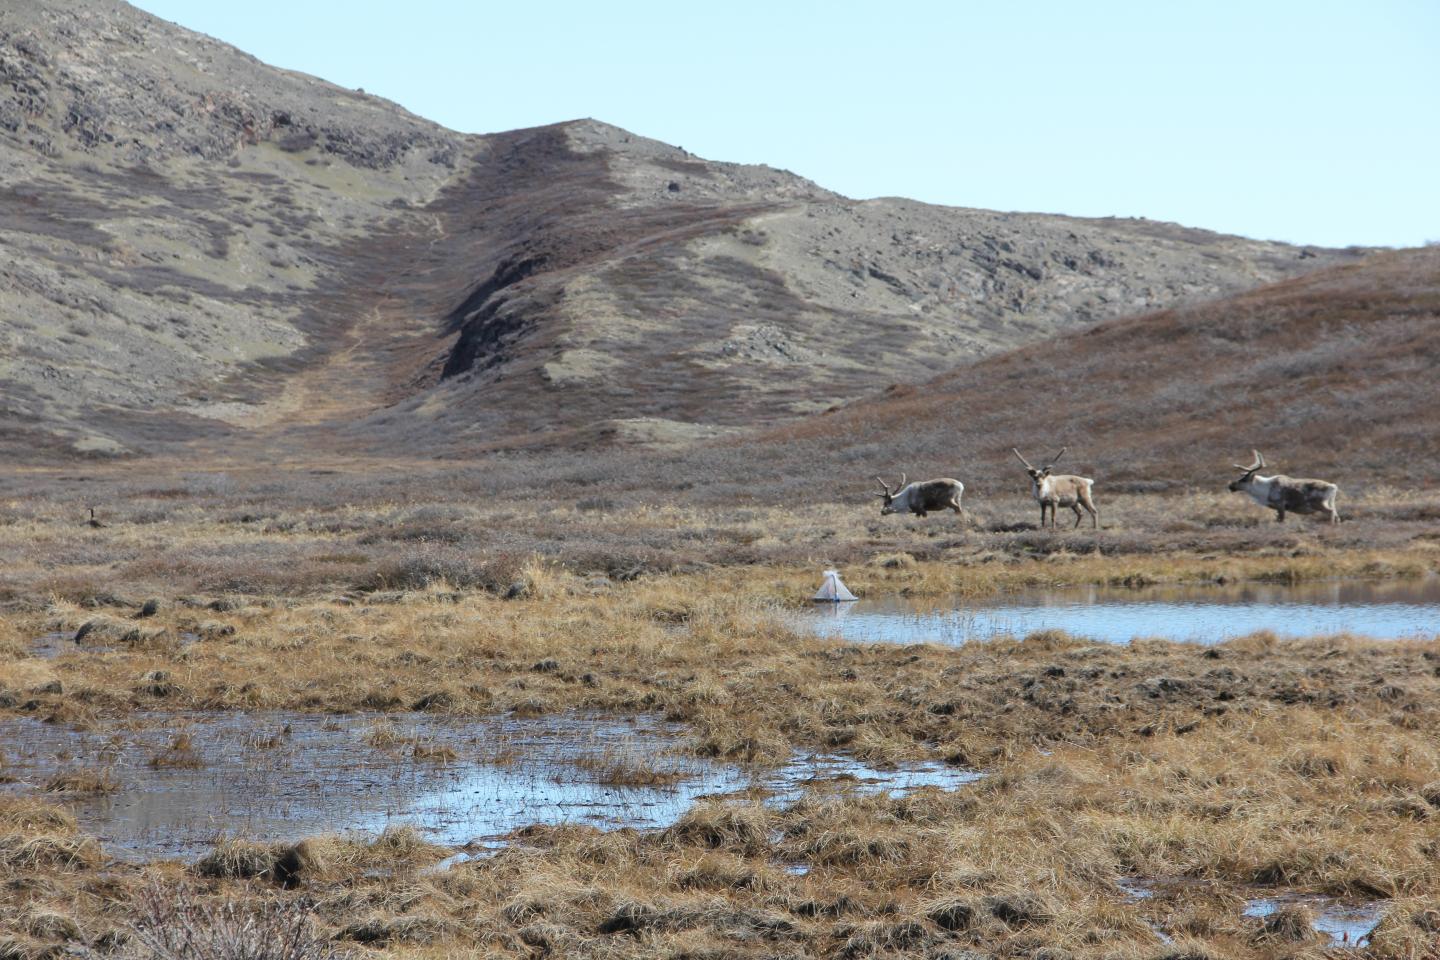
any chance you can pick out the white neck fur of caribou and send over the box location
[1228,450,1340,524]
[1012,447,1099,530]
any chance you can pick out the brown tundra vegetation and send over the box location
[1,453,1439,958]
[2,248,1440,957]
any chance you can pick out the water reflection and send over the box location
[1244,894,1385,947]
[0,712,978,860]
[799,578,1440,645]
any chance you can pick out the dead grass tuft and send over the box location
[1252,904,1316,943]
[41,764,118,795]
[0,832,102,870]
[194,839,278,881]
[147,732,204,768]
[664,800,772,855]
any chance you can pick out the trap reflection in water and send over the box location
[0,712,979,861]
[797,578,1440,646]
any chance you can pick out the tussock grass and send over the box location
[1367,898,1440,958]
[147,732,204,769]
[1,467,1439,956]
[43,767,120,795]
[409,739,457,763]
[194,827,447,890]
[576,742,691,786]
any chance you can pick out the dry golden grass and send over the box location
[2,469,1439,957]
[146,731,205,769]
[3,624,1440,956]
[163,708,1425,958]
[42,767,120,796]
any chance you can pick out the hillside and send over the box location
[730,246,1440,495]
[0,0,1369,460]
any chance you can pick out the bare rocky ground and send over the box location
[0,0,1370,462]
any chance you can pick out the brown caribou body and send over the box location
[874,474,965,518]
[1228,451,1340,523]
[1012,447,1098,529]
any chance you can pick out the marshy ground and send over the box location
[1,468,1439,958]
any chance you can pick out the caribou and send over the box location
[1228,450,1340,524]
[1012,447,1098,530]
[873,473,965,518]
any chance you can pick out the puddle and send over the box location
[31,632,89,658]
[1119,879,1383,948]
[766,754,981,804]
[1117,877,1157,900]
[1245,894,1385,947]
[31,630,197,658]
[797,578,1440,645]
[0,712,979,861]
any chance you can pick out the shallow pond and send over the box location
[799,578,1440,645]
[0,711,978,861]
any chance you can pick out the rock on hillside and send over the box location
[0,0,1369,459]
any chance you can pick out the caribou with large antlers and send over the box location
[1228,450,1340,524]
[1012,447,1098,530]
[873,473,965,518]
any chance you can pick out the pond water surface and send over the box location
[798,578,1440,646]
[1244,894,1386,947]
[1121,879,1384,948]
[0,711,979,861]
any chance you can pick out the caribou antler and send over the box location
[1012,448,1036,471]
[874,474,907,498]
[1046,447,1068,468]
[1233,450,1264,472]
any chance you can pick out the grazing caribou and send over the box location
[1228,450,1340,524]
[1012,447,1098,530]
[874,474,965,518]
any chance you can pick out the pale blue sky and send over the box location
[134,1,1437,248]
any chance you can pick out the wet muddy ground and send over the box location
[1120,877,1387,948]
[0,711,980,861]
